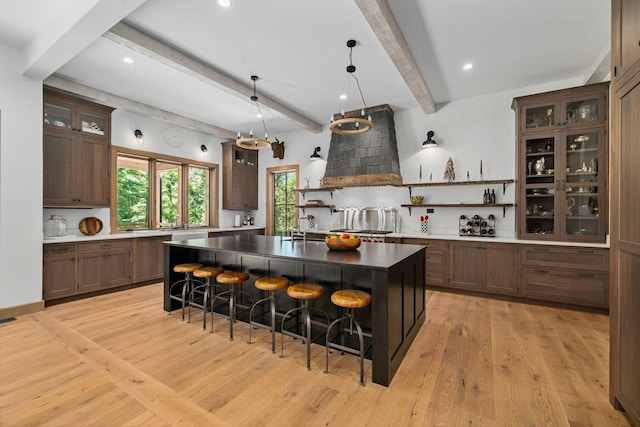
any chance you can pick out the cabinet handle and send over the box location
[51,248,68,252]
[534,269,549,274]
[533,247,549,252]
[577,273,594,278]
[577,250,594,254]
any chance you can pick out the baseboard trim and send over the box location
[0,300,45,320]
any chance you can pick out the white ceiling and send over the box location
[0,0,610,139]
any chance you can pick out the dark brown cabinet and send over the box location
[612,0,640,86]
[512,83,609,243]
[221,141,258,210]
[77,241,132,292]
[43,89,113,207]
[404,238,448,287]
[43,240,131,300]
[610,1,640,422]
[520,245,608,308]
[42,244,77,300]
[133,235,170,283]
[448,241,519,295]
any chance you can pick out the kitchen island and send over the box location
[164,235,426,386]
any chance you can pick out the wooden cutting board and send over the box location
[79,217,103,235]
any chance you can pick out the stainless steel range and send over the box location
[330,207,397,243]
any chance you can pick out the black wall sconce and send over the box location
[422,130,437,148]
[134,129,144,144]
[310,146,322,160]
[200,144,208,153]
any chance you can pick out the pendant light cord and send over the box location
[348,44,368,112]
[251,76,269,138]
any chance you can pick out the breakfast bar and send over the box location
[164,235,426,386]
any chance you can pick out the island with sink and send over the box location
[164,234,426,386]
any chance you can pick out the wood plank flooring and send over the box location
[0,284,631,426]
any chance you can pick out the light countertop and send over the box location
[42,226,266,244]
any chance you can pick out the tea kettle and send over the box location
[44,214,68,237]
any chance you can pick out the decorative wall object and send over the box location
[271,137,285,159]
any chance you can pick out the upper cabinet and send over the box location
[512,82,609,243]
[612,0,640,87]
[43,88,114,208]
[221,141,258,210]
[44,90,111,140]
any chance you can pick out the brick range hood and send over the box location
[322,104,402,187]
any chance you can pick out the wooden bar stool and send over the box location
[324,289,372,386]
[248,276,290,353]
[280,283,329,371]
[188,266,224,330]
[168,263,203,320]
[211,271,251,341]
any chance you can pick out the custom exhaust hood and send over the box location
[322,104,402,187]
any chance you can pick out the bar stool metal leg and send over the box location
[324,289,372,386]
[279,283,329,371]
[248,276,289,353]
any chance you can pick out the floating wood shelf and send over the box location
[403,179,515,197]
[401,203,515,217]
[295,187,342,199]
[295,205,336,215]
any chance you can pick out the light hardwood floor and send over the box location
[0,284,631,426]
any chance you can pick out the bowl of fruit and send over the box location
[325,233,361,251]
[410,196,424,205]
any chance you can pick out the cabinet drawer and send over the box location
[426,249,447,266]
[521,245,609,271]
[522,267,608,308]
[78,240,132,253]
[44,243,76,256]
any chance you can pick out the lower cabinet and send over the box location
[395,238,608,309]
[133,236,170,283]
[43,244,77,300]
[449,241,519,296]
[44,240,132,301]
[404,238,448,287]
[43,230,260,302]
[521,245,609,308]
[77,241,132,292]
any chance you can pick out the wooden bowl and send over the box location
[325,235,361,251]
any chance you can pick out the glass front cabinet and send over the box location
[512,82,609,243]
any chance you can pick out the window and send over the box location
[156,161,181,227]
[116,155,149,230]
[113,147,218,231]
[272,170,297,236]
[188,166,209,226]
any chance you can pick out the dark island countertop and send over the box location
[165,235,426,270]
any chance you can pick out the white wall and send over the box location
[0,42,43,310]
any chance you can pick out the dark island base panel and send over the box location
[163,235,426,386]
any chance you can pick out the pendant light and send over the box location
[236,75,271,150]
[330,40,373,135]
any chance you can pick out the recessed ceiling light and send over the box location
[218,0,231,7]
[256,113,263,118]
[123,57,133,64]
[339,94,347,100]
[463,63,473,71]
